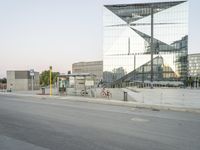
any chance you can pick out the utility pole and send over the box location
[150,6,154,89]
[50,66,52,96]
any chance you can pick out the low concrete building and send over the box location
[7,70,40,91]
[72,61,103,84]
[188,53,200,77]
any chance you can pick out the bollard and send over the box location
[124,91,128,101]
[41,87,45,95]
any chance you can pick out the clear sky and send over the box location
[0,0,199,77]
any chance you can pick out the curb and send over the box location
[1,92,200,114]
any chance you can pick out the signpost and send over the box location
[30,69,34,91]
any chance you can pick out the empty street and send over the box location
[0,95,200,150]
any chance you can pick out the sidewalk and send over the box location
[1,91,200,114]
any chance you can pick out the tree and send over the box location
[0,78,7,84]
[40,71,59,86]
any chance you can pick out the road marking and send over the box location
[131,117,149,122]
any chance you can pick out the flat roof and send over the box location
[58,73,96,77]
[189,53,200,56]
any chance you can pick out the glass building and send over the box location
[103,1,188,87]
[188,53,200,77]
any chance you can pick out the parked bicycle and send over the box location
[100,88,112,99]
[80,89,89,96]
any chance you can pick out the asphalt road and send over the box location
[0,95,200,150]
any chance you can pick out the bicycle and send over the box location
[80,89,89,96]
[100,88,112,99]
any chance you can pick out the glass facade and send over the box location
[103,1,188,86]
[188,53,200,77]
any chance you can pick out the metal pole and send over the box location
[94,76,96,98]
[50,66,52,96]
[142,65,144,86]
[128,37,130,55]
[151,7,154,89]
[31,76,33,91]
[74,76,77,96]
[134,54,136,82]
[84,76,86,96]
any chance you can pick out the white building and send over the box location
[7,70,40,91]
[72,61,103,84]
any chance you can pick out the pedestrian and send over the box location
[198,78,200,88]
[189,77,192,88]
[191,80,194,88]
[196,78,198,88]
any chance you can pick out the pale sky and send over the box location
[0,0,199,77]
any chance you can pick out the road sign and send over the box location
[30,69,34,76]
